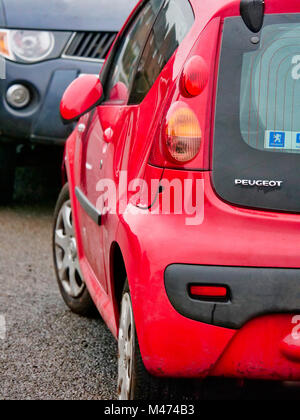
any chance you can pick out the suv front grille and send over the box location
[64,31,117,61]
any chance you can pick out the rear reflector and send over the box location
[189,285,228,299]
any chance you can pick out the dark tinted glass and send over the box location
[213,15,300,214]
[129,0,194,104]
[241,23,300,154]
[105,0,162,104]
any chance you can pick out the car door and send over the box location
[77,0,162,292]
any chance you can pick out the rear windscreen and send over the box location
[241,23,300,153]
[213,14,300,213]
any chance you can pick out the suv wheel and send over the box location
[53,183,96,316]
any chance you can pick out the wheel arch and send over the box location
[61,147,68,186]
[110,241,128,322]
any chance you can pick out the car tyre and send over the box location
[0,143,16,204]
[53,183,96,317]
[118,281,163,400]
[118,281,201,400]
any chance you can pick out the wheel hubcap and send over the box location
[54,200,85,298]
[118,292,135,400]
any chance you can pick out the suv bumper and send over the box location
[0,58,101,146]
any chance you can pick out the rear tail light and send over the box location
[165,103,202,164]
[148,18,221,170]
[189,285,229,301]
[181,56,209,98]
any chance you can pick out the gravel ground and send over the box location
[0,167,300,400]
[0,167,117,400]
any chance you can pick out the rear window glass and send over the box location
[213,14,300,214]
[241,23,300,153]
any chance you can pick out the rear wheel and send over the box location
[118,282,202,400]
[118,282,163,400]
[117,282,243,400]
[0,143,16,204]
[53,183,96,316]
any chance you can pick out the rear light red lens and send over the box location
[165,103,201,163]
[181,56,209,98]
[190,285,228,299]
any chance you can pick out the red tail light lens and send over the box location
[181,56,209,98]
[165,103,201,163]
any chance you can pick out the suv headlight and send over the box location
[0,29,70,63]
[10,30,54,62]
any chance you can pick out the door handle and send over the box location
[103,127,114,143]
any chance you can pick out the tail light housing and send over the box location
[165,102,202,163]
[148,18,221,170]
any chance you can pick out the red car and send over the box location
[53,0,300,400]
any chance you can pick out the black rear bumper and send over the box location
[165,264,300,329]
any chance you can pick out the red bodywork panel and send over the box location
[63,0,300,380]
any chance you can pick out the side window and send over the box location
[105,0,162,104]
[129,0,194,105]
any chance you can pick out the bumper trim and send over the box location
[165,264,300,329]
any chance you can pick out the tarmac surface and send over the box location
[0,166,117,400]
